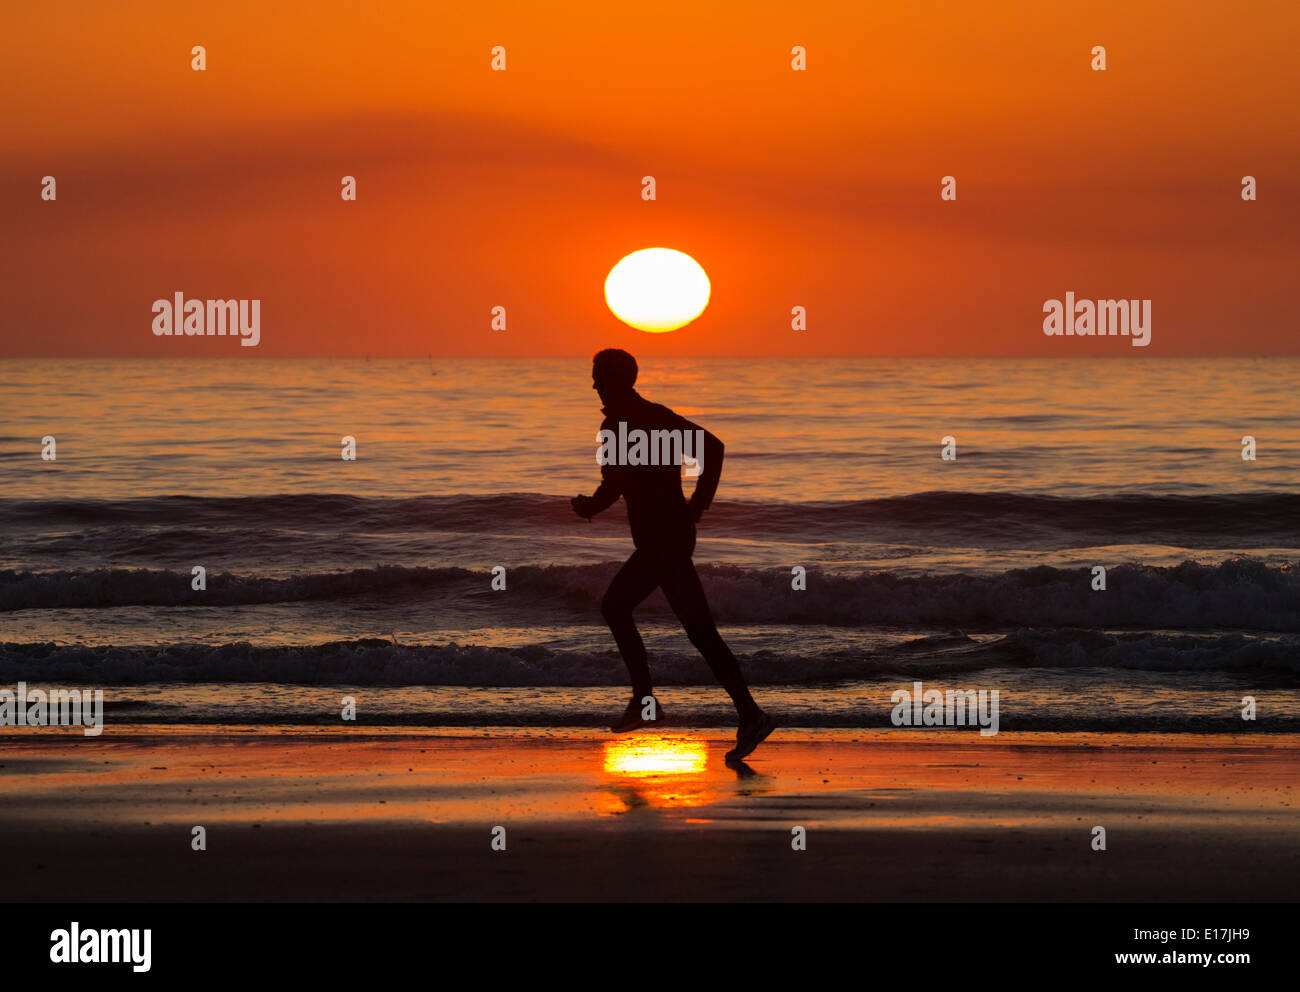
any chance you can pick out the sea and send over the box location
[2,356,1297,733]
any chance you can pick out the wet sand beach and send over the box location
[2,728,1295,901]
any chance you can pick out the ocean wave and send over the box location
[0,564,474,610]
[2,629,1296,687]
[4,558,1298,631]
[3,490,1298,547]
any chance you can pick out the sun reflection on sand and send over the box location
[599,735,714,813]
[603,735,707,776]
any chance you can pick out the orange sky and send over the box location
[2,0,1297,356]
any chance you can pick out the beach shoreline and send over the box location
[2,728,1295,901]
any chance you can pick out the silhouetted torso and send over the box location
[593,391,698,549]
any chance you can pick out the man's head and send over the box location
[592,348,638,405]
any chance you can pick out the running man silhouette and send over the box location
[571,349,776,762]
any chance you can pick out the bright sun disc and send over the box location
[604,248,710,332]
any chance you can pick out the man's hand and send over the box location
[571,494,597,519]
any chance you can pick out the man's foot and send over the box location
[725,710,777,762]
[609,696,666,733]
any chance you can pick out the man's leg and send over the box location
[600,549,662,703]
[657,551,761,722]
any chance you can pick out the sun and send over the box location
[604,248,710,333]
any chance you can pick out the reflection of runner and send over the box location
[571,348,776,762]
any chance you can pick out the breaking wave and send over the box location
[5,558,1297,631]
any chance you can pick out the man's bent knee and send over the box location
[684,622,723,652]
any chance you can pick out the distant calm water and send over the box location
[4,356,1297,501]
[2,357,1297,732]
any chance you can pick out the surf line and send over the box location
[0,683,104,737]
[891,680,1000,736]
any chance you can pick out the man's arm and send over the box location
[572,443,622,519]
[583,473,622,516]
[684,422,724,522]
